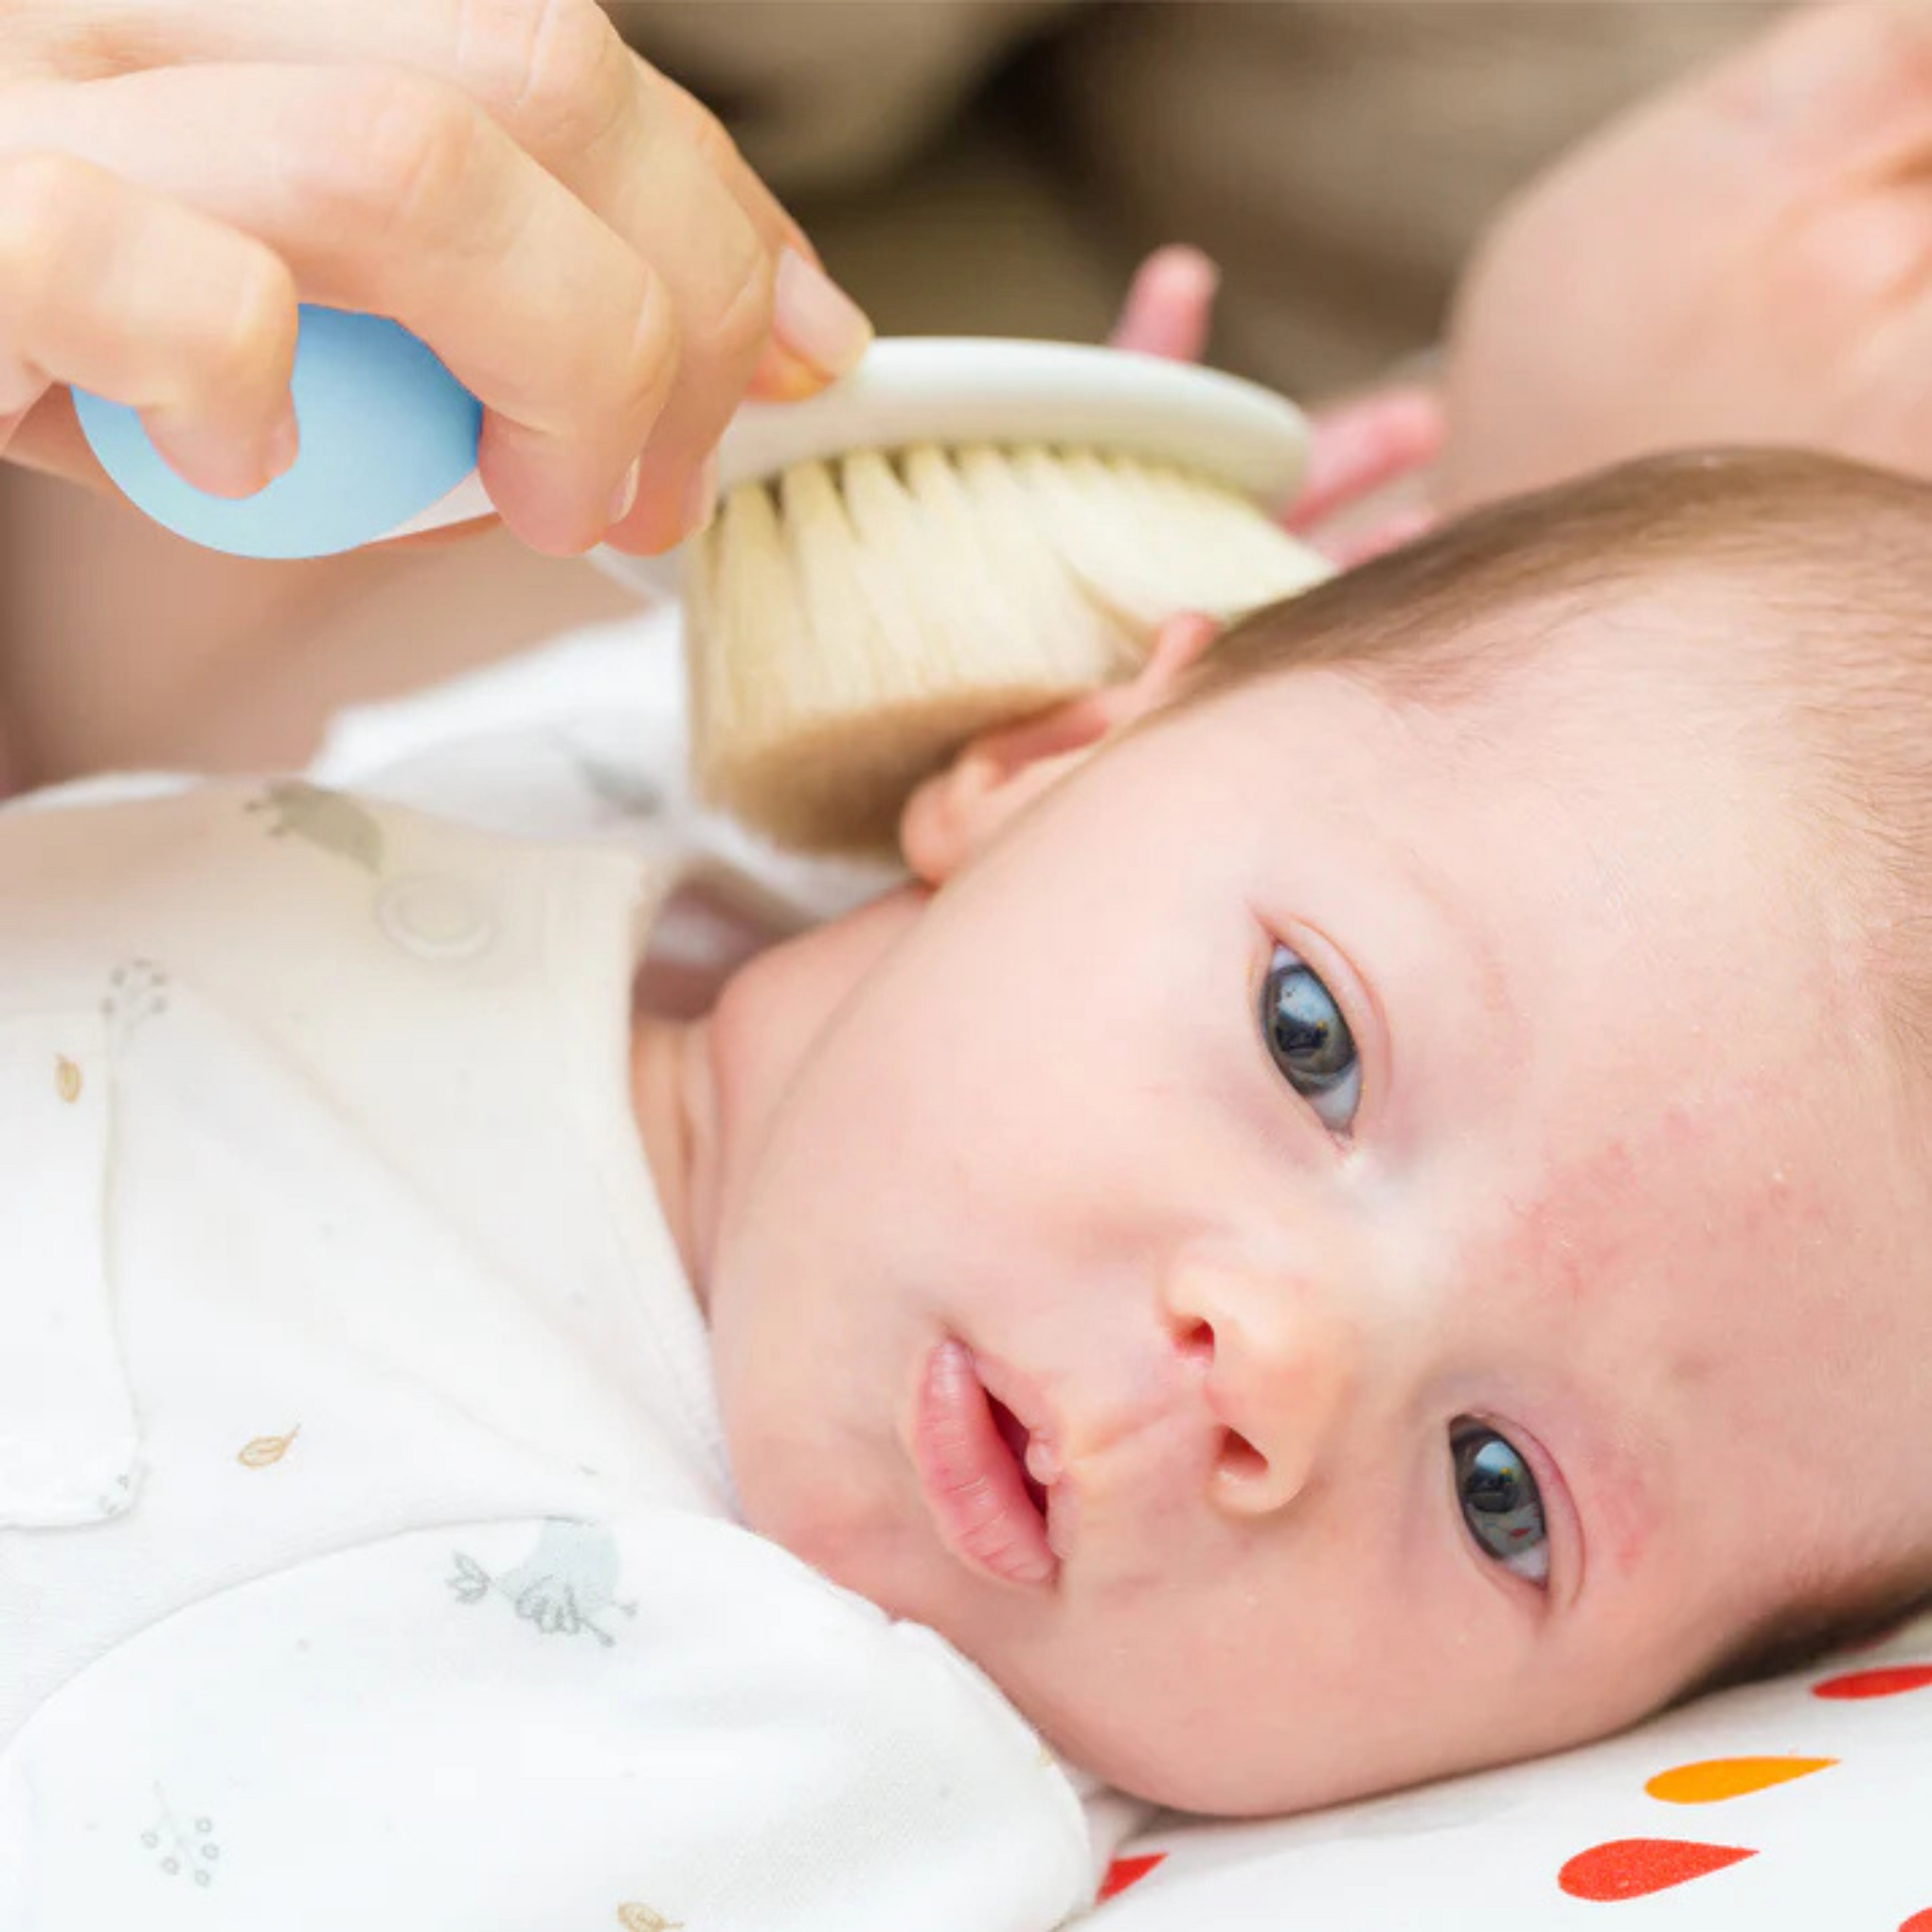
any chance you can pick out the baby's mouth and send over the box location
[989,1395,1052,1525]
[911,1340,1061,1589]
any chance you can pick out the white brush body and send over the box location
[597,339,1335,853]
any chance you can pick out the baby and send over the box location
[6,445,1932,1925]
[701,442,1932,1814]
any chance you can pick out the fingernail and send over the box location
[608,456,640,526]
[680,449,719,541]
[772,246,873,379]
[264,405,300,482]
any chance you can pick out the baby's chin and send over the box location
[720,1404,916,1612]
[896,1610,1430,1819]
[1030,1705,1416,1819]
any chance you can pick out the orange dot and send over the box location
[1558,1838,1756,1902]
[1813,1663,1932,1700]
[1644,1756,1835,1803]
[1098,1853,1166,1902]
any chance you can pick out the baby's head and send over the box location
[686,449,1932,1816]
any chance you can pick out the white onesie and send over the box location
[0,778,1094,1930]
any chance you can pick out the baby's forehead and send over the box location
[1203,570,1787,760]
[1194,617,1805,892]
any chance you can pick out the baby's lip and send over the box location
[974,1348,1070,1546]
[911,1340,1064,1589]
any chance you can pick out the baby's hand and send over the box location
[1108,245,1442,566]
[1440,2,1932,508]
[0,0,873,557]
[1106,244,1221,365]
[1279,385,1441,568]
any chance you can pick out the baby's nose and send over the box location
[1159,1254,1361,1518]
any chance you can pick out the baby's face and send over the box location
[691,602,1932,1816]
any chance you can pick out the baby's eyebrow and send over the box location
[1349,798,1518,1051]
[1408,855,1514,1046]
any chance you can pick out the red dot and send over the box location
[1098,1852,1166,1902]
[1558,1838,1756,1902]
[1898,1912,1932,1931]
[1812,1663,1932,1700]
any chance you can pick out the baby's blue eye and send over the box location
[1260,945,1360,1131]
[1452,1423,1548,1584]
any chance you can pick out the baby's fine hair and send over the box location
[1196,446,1932,1070]
[1189,447,1932,1697]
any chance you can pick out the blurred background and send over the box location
[615,0,1784,397]
[0,0,1803,790]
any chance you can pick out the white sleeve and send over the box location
[306,607,900,926]
[307,605,697,844]
[1,1512,1093,1932]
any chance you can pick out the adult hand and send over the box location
[1110,244,1442,565]
[0,0,873,556]
[1440,2,1932,510]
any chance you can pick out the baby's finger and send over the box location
[0,151,298,497]
[19,63,677,555]
[1315,505,1437,571]
[1285,387,1444,531]
[1107,245,1220,363]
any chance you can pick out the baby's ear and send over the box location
[901,612,1220,884]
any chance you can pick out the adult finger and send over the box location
[1697,0,1932,179]
[112,0,819,313]
[11,63,678,554]
[506,56,868,551]
[0,150,298,496]
[99,2,874,546]
[636,69,865,406]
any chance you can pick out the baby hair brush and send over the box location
[626,338,1331,853]
[77,314,1331,854]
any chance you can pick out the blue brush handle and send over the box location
[73,306,482,559]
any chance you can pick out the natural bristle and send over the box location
[700,682,1077,857]
[685,441,1332,854]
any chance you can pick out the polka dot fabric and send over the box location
[1092,1608,1932,1927]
